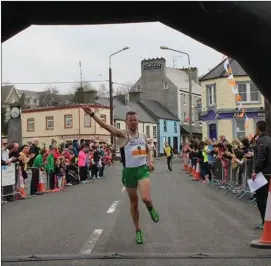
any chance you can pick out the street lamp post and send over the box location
[160,46,193,141]
[109,47,129,145]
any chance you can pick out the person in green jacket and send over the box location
[31,149,46,196]
[46,146,55,190]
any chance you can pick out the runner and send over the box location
[82,106,159,244]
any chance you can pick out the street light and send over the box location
[109,47,129,145]
[160,45,192,141]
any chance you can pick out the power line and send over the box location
[2,80,108,85]
[2,80,133,87]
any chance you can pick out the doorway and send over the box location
[209,124,217,139]
[173,136,178,152]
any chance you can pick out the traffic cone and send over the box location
[251,177,271,249]
[37,170,47,193]
[16,175,27,199]
[187,159,192,174]
[191,163,196,176]
[192,161,201,181]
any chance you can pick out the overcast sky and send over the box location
[2,22,222,94]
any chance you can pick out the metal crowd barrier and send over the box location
[1,164,50,205]
[1,163,21,205]
[208,157,256,204]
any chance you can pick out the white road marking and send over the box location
[79,229,103,254]
[122,187,126,192]
[106,201,119,213]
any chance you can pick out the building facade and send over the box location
[200,58,265,141]
[159,119,180,154]
[139,99,180,154]
[22,105,111,146]
[131,57,202,143]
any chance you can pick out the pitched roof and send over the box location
[139,99,179,121]
[200,58,247,81]
[17,89,39,97]
[1,85,15,103]
[97,97,157,123]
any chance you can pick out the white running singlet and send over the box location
[120,131,147,168]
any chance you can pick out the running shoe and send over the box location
[149,208,160,223]
[136,230,144,244]
[255,223,264,230]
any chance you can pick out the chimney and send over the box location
[114,94,129,106]
[181,67,199,83]
[141,57,166,78]
[129,91,141,103]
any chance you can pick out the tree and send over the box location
[97,84,109,98]
[113,84,132,96]
[19,92,26,109]
[39,86,60,107]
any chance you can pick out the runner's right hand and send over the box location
[82,105,93,115]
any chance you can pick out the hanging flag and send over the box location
[223,57,250,133]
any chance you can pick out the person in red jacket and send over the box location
[52,140,60,160]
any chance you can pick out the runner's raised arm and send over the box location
[82,106,126,138]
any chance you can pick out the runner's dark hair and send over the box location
[126,111,137,119]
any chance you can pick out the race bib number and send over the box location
[131,145,147,157]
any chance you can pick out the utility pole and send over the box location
[109,66,114,145]
[79,60,83,88]
[160,46,192,140]
[108,47,129,146]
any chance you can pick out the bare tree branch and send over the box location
[39,85,60,107]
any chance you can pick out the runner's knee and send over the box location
[141,195,151,204]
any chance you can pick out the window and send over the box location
[163,120,167,132]
[237,82,260,103]
[146,125,150,138]
[174,122,177,133]
[153,126,157,138]
[137,85,140,91]
[235,119,245,140]
[46,116,54,130]
[64,115,73,128]
[183,94,187,105]
[27,118,35,131]
[84,114,91,127]
[100,115,106,127]
[207,85,216,106]
[116,122,121,129]
[163,82,168,90]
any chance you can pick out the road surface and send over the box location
[2,159,270,266]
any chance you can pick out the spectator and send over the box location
[78,144,88,184]
[252,120,271,230]
[32,148,46,195]
[46,146,55,190]
[55,156,66,190]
